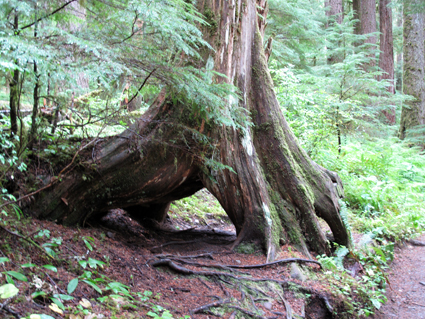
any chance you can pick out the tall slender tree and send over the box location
[378,0,395,123]
[399,0,425,140]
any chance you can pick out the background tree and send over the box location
[378,0,395,123]
[399,0,425,141]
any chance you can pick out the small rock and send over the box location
[290,263,307,282]
[236,260,241,264]
[263,301,272,310]
[419,281,425,286]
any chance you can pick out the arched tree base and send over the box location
[27,0,351,260]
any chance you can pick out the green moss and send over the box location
[203,8,218,36]
[235,241,258,254]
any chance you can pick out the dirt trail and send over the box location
[374,233,425,319]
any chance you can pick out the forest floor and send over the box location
[0,190,423,319]
[373,234,425,319]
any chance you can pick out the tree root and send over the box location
[408,239,425,246]
[190,299,231,316]
[226,257,322,269]
[153,257,335,318]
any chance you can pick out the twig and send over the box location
[0,224,53,259]
[127,68,157,106]
[226,258,322,269]
[411,301,425,307]
[44,271,67,295]
[19,0,77,31]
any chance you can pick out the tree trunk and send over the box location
[353,0,361,36]
[28,0,351,260]
[360,0,377,66]
[399,2,425,140]
[325,0,343,25]
[378,0,395,124]
[325,0,343,63]
[9,13,19,136]
[30,16,40,149]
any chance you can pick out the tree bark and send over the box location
[399,1,425,140]
[378,0,395,124]
[325,0,343,63]
[28,0,351,260]
[360,0,377,66]
[30,15,40,149]
[9,13,19,136]
[325,0,343,25]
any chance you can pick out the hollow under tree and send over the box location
[28,0,351,261]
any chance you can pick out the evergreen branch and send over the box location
[127,68,157,106]
[19,0,78,32]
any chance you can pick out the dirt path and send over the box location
[374,234,425,319]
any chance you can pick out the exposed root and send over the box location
[190,299,231,315]
[226,257,322,269]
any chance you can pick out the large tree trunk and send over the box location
[28,0,351,260]
[378,0,395,124]
[353,0,377,66]
[399,1,425,140]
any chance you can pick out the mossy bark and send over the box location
[399,2,425,139]
[28,0,351,260]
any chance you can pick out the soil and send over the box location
[0,207,337,319]
[1,200,424,319]
[373,234,425,319]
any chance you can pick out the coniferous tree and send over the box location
[27,0,351,259]
[399,0,425,140]
[378,0,395,123]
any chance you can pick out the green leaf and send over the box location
[53,293,74,301]
[371,298,381,309]
[0,257,9,263]
[32,291,47,299]
[43,265,58,272]
[5,271,27,282]
[51,297,66,310]
[21,263,36,268]
[67,278,79,294]
[0,283,19,299]
[82,279,102,294]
